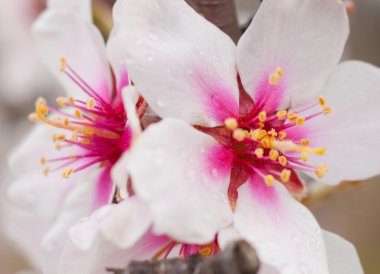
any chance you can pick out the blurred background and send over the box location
[0,0,379,273]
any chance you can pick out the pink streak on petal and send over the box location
[253,71,287,113]
[205,145,234,180]
[248,174,280,212]
[94,167,114,208]
[285,126,309,143]
[118,66,129,93]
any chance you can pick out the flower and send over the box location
[7,0,143,271]
[110,0,380,272]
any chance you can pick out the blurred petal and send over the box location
[128,118,234,243]
[323,230,364,274]
[47,0,92,22]
[232,178,328,274]
[237,0,349,110]
[112,0,239,126]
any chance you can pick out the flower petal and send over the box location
[232,177,328,274]
[323,230,364,274]
[304,61,380,184]
[237,0,349,110]
[33,5,111,101]
[127,118,234,243]
[112,0,239,126]
[47,0,92,22]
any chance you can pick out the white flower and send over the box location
[108,0,379,272]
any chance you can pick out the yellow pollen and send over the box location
[197,244,213,256]
[296,117,305,126]
[74,109,82,119]
[254,148,264,158]
[232,128,246,142]
[269,149,279,161]
[323,106,331,115]
[315,168,325,178]
[56,134,66,141]
[268,128,277,137]
[261,137,271,149]
[72,130,78,141]
[277,110,287,119]
[280,169,291,183]
[279,156,287,166]
[43,167,49,176]
[39,157,46,165]
[301,139,309,146]
[87,97,95,109]
[301,152,308,162]
[318,96,326,106]
[268,67,284,85]
[257,122,265,128]
[59,57,67,72]
[56,97,67,107]
[292,146,326,156]
[224,118,238,130]
[321,163,329,172]
[63,118,70,127]
[258,111,267,122]
[279,131,287,140]
[68,96,75,105]
[264,175,275,186]
[63,168,74,179]
[28,112,39,122]
[35,97,47,108]
[36,102,49,116]
[287,113,298,123]
[276,67,283,77]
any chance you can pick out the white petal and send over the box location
[33,6,111,101]
[58,230,168,274]
[128,118,234,243]
[47,0,92,22]
[237,0,349,110]
[323,230,364,274]
[112,0,239,126]
[305,61,380,184]
[100,197,153,249]
[233,178,328,274]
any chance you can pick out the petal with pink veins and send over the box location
[237,0,349,111]
[127,118,234,243]
[231,178,328,274]
[33,5,112,101]
[113,0,239,126]
[299,61,380,185]
[323,230,364,274]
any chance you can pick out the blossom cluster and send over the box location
[7,0,380,273]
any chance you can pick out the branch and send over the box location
[107,240,260,274]
[185,0,241,42]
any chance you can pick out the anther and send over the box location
[269,149,279,161]
[39,157,46,165]
[68,96,75,105]
[36,102,49,116]
[59,57,67,72]
[287,113,298,123]
[28,113,39,122]
[35,97,47,108]
[264,175,275,186]
[261,137,271,149]
[279,131,286,140]
[277,110,287,119]
[301,152,308,162]
[279,156,287,166]
[87,97,95,109]
[43,167,49,176]
[268,128,277,137]
[323,106,331,115]
[280,169,291,183]
[56,134,66,141]
[254,148,264,158]
[301,139,309,146]
[63,168,74,178]
[56,97,67,107]
[74,109,82,119]
[258,111,267,123]
[224,118,238,130]
[233,128,246,142]
[296,117,305,126]
[318,96,326,106]
[315,168,325,178]
[63,118,70,127]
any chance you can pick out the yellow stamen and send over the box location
[257,122,265,128]
[232,128,246,142]
[268,67,284,85]
[56,97,67,107]
[68,96,75,105]
[279,156,287,166]
[323,106,331,115]
[254,148,264,158]
[318,96,326,106]
[39,157,46,165]
[63,168,74,178]
[292,146,326,156]
[224,118,238,130]
[264,175,275,186]
[74,109,82,119]
[321,163,329,172]
[280,169,291,183]
[287,113,298,123]
[315,168,325,178]
[301,139,309,146]
[35,97,47,108]
[296,117,305,126]
[28,113,39,122]
[258,111,267,122]
[279,131,287,140]
[36,102,49,116]
[269,149,279,161]
[72,130,78,141]
[276,67,283,77]
[43,167,49,176]
[87,97,95,109]
[268,128,277,137]
[301,152,308,162]
[63,118,70,127]
[276,110,287,119]
[60,57,67,72]
[56,134,66,141]
[261,137,271,149]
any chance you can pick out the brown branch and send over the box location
[107,240,260,274]
[185,0,241,42]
